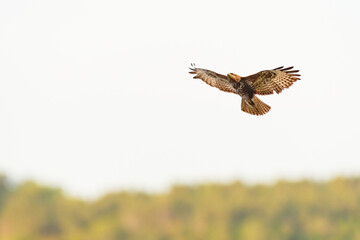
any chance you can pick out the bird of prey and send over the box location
[189,64,300,115]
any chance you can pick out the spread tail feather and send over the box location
[241,96,271,115]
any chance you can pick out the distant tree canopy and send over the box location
[1,175,360,240]
[0,174,10,213]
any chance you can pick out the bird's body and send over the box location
[189,64,301,115]
[232,80,254,102]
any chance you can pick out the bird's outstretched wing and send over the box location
[189,63,237,94]
[244,66,301,95]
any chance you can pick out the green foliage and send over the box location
[0,174,10,213]
[1,176,360,240]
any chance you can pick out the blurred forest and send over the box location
[1,174,360,240]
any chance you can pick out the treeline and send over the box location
[1,174,360,240]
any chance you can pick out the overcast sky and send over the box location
[1,0,360,198]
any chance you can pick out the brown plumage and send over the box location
[189,63,301,115]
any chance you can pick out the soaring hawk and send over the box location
[189,64,301,115]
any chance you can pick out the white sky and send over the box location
[0,0,360,198]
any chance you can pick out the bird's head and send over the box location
[227,73,241,82]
